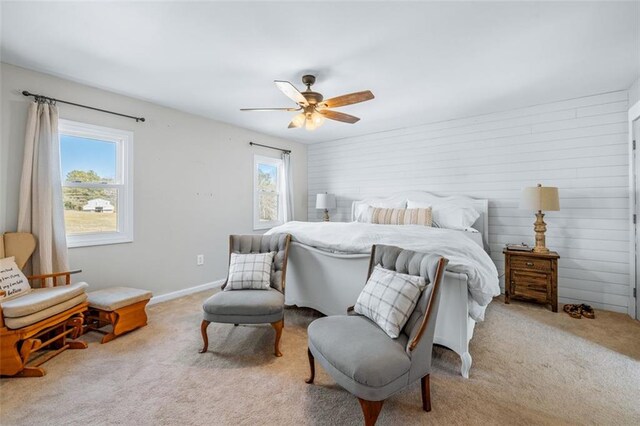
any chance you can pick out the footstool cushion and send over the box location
[86,287,152,343]
[88,287,152,311]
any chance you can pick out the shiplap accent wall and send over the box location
[308,91,631,313]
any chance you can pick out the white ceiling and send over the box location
[2,1,639,144]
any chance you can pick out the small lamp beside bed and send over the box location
[316,193,336,222]
[519,184,560,253]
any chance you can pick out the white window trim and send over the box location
[59,119,134,248]
[253,155,285,230]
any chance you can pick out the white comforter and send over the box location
[267,221,500,320]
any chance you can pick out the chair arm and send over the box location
[27,269,82,287]
[408,258,447,352]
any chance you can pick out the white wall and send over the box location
[308,91,630,313]
[1,63,307,297]
[630,76,640,108]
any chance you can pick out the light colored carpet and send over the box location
[1,291,639,425]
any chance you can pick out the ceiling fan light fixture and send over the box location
[311,111,325,125]
[305,117,318,131]
[290,113,306,128]
[305,112,325,131]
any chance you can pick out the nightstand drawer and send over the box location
[510,270,550,303]
[510,257,552,272]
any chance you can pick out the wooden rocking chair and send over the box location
[0,232,88,377]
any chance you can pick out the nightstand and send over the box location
[503,249,559,312]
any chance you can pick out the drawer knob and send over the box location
[526,262,534,267]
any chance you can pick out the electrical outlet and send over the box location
[196,255,204,266]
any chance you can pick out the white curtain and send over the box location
[17,101,69,285]
[282,152,295,222]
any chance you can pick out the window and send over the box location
[59,120,133,248]
[254,155,285,230]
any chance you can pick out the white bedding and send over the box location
[267,221,500,321]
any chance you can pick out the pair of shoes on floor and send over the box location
[563,304,595,319]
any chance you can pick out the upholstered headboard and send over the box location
[351,191,490,251]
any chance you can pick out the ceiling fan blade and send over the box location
[288,120,303,129]
[318,109,360,124]
[321,90,374,108]
[240,107,301,111]
[274,80,309,106]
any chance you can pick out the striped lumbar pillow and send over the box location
[369,207,432,226]
[355,265,427,338]
[224,252,275,291]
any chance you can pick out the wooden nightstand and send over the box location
[503,249,559,312]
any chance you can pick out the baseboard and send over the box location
[148,279,225,305]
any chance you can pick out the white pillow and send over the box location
[0,257,31,301]
[355,265,426,338]
[354,199,407,222]
[224,252,275,291]
[407,200,479,230]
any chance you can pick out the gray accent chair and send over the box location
[200,234,291,357]
[305,244,448,426]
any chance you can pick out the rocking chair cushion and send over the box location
[3,293,87,329]
[1,282,88,318]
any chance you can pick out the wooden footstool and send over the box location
[86,287,152,343]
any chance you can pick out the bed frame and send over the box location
[285,191,489,378]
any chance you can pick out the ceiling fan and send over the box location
[240,75,374,131]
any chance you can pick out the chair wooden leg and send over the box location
[100,311,119,344]
[199,320,210,353]
[357,398,384,426]
[270,319,284,357]
[305,348,315,384]
[13,367,46,378]
[421,374,431,412]
[1,335,26,377]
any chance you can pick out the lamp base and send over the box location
[532,246,550,254]
[533,210,549,253]
[323,209,330,222]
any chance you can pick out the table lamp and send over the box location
[316,193,336,222]
[519,184,560,253]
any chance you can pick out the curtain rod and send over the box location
[22,90,146,123]
[249,141,291,154]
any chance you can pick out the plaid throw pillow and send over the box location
[224,252,275,291]
[355,265,427,338]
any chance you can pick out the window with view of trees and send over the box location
[254,155,284,230]
[59,120,133,247]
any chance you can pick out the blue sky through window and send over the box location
[60,134,116,180]
[258,163,277,181]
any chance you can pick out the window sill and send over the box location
[67,234,133,249]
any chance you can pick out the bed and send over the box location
[266,191,500,378]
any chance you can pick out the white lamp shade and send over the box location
[519,185,560,211]
[316,193,336,210]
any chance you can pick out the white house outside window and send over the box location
[59,120,133,247]
[254,155,285,230]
